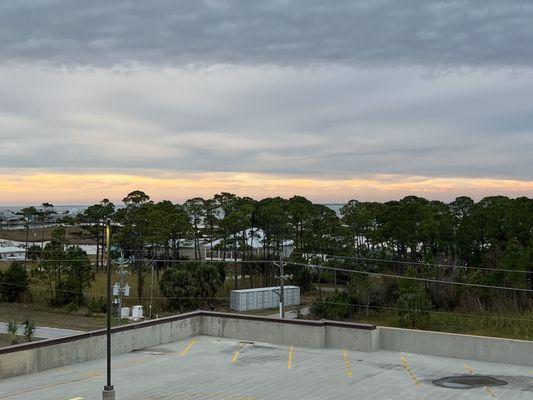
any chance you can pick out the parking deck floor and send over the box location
[0,335,532,399]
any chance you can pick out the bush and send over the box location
[23,319,35,342]
[88,297,107,314]
[160,262,224,312]
[7,320,19,345]
[310,290,352,320]
[0,262,29,302]
[396,269,432,328]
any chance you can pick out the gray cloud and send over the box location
[1,0,533,67]
[0,1,532,192]
[0,65,531,180]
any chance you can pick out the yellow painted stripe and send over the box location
[484,386,496,398]
[400,355,420,388]
[69,397,84,400]
[463,363,475,375]
[342,349,353,377]
[180,339,197,357]
[0,373,99,399]
[231,349,241,364]
[464,363,496,398]
[288,346,294,369]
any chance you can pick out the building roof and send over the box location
[1,334,530,399]
[203,228,293,249]
[0,247,25,254]
[231,285,299,293]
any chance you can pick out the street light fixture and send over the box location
[102,218,115,400]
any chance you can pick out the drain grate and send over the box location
[433,375,507,389]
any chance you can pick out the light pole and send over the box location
[102,219,115,400]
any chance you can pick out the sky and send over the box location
[1,0,532,205]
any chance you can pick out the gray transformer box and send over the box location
[230,286,300,312]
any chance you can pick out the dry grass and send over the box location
[0,302,105,331]
[0,226,93,245]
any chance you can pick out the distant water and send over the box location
[1,203,343,216]
[0,205,86,215]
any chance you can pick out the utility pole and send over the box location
[112,252,132,325]
[274,251,289,318]
[102,219,115,400]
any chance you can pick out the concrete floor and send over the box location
[0,336,532,400]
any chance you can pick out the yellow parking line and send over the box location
[231,347,241,364]
[180,339,197,357]
[342,349,353,377]
[288,346,294,369]
[400,355,420,388]
[463,363,496,398]
[69,397,84,400]
[463,363,475,375]
[0,373,99,399]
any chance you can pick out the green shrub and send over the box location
[23,319,35,342]
[0,262,29,302]
[396,269,432,328]
[88,297,107,314]
[310,290,352,320]
[7,320,19,345]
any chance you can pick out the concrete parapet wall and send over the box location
[380,326,533,366]
[202,315,325,348]
[0,313,201,379]
[326,325,380,352]
[2,311,532,379]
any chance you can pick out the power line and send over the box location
[292,251,533,275]
[299,261,533,293]
[6,257,533,293]
[319,301,533,323]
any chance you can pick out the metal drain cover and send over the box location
[433,375,507,389]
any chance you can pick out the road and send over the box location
[0,322,83,339]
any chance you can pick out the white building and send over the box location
[0,247,26,261]
[201,228,293,261]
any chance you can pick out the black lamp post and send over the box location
[102,218,115,400]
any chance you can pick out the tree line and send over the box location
[6,191,533,323]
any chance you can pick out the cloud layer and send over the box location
[1,65,531,181]
[0,1,532,203]
[2,0,533,67]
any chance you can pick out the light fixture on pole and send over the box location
[102,218,115,400]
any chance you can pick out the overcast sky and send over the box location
[1,0,532,204]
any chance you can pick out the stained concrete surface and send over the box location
[0,335,532,400]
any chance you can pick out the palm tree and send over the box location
[23,320,36,342]
[7,320,19,345]
[40,202,55,251]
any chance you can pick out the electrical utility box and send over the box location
[131,305,144,320]
[230,286,300,312]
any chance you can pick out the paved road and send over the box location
[1,335,532,399]
[0,322,83,339]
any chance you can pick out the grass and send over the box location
[0,333,24,348]
[342,310,533,341]
[0,226,92,245]
[0,302,106,331]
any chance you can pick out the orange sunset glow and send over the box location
[1,172,532,205]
